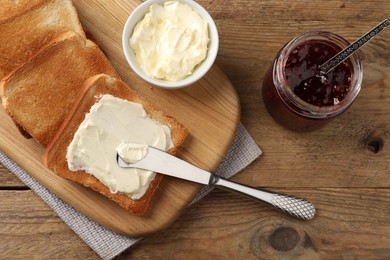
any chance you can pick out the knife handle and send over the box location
[212,176,316,220]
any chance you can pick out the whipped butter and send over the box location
[66,94,173,199]
[117,142,148,164]
[130,1,209,81]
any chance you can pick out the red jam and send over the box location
[285,40,352,106]
[262,67,328,132]
[262,32,362,132]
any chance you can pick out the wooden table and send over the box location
[1,0,389,258]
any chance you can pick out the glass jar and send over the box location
[262,31,363,132]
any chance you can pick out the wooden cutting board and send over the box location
[0,0,240,236]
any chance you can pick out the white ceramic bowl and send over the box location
[122,0,219,89]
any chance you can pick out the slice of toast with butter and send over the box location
[0,0,85,79]
[0,31,118,147]
[43,74,188,216]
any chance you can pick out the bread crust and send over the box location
[0,32,118,147]
[0,0,49,23]
[0,0,85,79]
[43,74,188,216]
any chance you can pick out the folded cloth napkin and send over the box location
[0,123,261,260]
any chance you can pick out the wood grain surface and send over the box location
[1,0,390,259]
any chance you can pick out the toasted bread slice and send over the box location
[42,74,188,215]
[0,0,85,79]
[0,32,118,147]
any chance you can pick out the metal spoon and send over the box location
[318,18,389,75]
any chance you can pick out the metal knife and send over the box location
[116,146,316,220]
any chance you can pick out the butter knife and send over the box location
[116,146,316,220]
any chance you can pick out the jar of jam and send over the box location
[262,31,363,131]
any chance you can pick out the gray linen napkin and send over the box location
[0,123,261,260]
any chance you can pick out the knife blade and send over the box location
[116,146,316,220]
[117,145,214,185]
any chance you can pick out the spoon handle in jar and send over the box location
[318,18,389,74]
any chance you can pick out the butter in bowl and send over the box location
[122,0,219,89]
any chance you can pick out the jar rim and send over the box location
[273,31,363,119]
